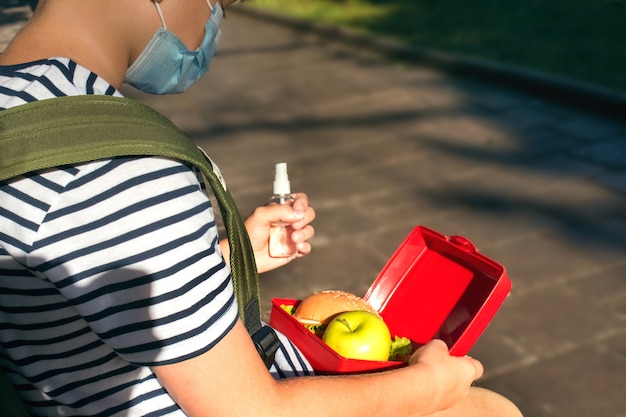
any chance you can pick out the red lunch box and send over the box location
[269,225,512,374]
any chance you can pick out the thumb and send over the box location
[464,355,484,381]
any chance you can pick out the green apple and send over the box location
[322,310,392,361]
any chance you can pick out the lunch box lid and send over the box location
[363,226,511,355]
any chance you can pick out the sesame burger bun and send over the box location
[293,290,380,325]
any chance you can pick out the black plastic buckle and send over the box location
[252,325,280,369]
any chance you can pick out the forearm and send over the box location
[270,367,439,417]
[154,322,473,417]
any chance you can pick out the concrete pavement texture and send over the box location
[2,3,626,417]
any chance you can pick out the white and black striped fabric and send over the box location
[0,58,312,416]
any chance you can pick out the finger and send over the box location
[291,193,310,214]
[295,241,312,256]
[408,339,448,364]
[291,225,314,243]
[291,192,309,203]
[464,355,484,380]
[291,207,315,230]
[257,204,305,224]
[428,338,451,352]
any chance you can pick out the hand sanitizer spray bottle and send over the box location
[268,162,297,258]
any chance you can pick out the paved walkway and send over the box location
[3,4,626,417]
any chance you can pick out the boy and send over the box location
[0,1,523,416]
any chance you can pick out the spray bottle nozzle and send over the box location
[273,162,291,195]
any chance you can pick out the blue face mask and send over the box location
[125,0,223,94]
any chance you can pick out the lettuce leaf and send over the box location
[389,336,412,362]
[281,304,325,336]
[280,304,295,315]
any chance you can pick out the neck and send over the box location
[0,0,160,90]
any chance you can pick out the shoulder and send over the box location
[0,57,121,108]
[1,156,208,255]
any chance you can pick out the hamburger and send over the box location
[293,290,380,327]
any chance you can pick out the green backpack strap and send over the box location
[0,95,278,367]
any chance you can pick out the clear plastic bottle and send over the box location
[268,162,297,258]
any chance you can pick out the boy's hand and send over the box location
[241,192,315,273]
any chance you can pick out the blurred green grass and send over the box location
[249,0,626,93]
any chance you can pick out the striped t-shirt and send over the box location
[0,57,311,416]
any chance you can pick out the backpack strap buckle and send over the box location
[251,325,280,369]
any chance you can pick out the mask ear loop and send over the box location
[153,0,168,29]
[206,0,215,13]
